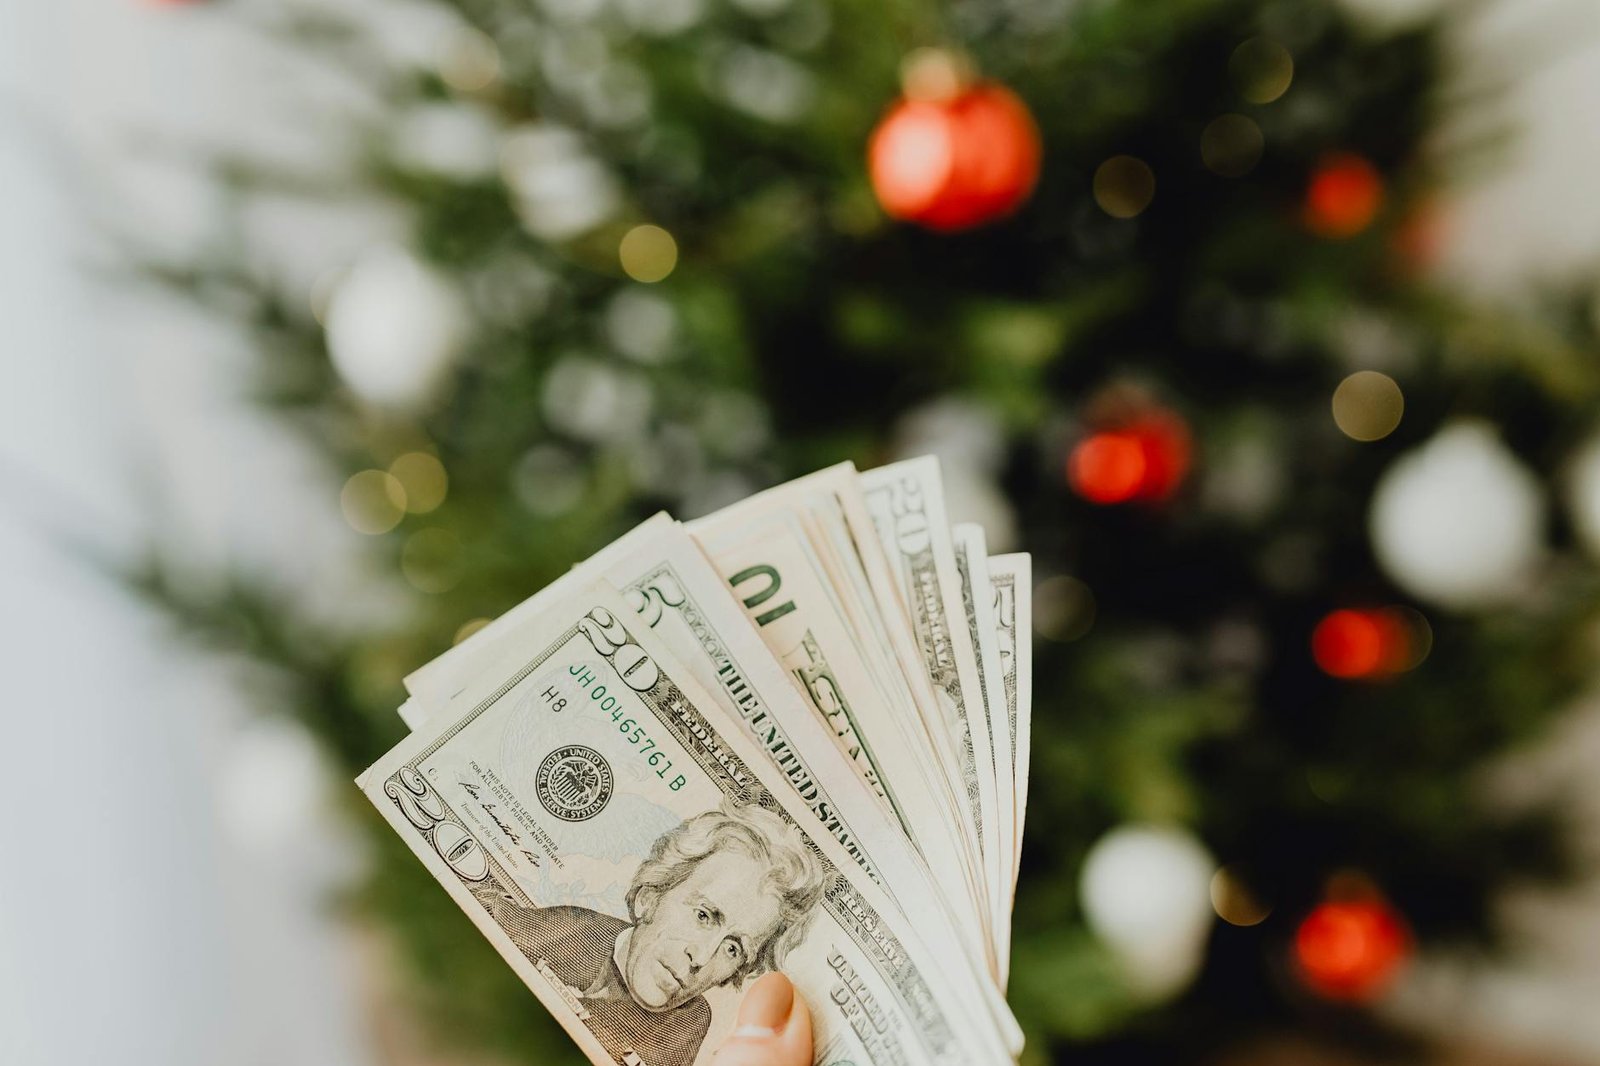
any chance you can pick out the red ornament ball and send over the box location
[1312,610,1391,678]
[1069,432,1148,505]
[1311,607,1428,679]
[1068,410,1192,505]
[869,82,1042,231]
[1304,152,1384,238]
[1294,898,1411,1001]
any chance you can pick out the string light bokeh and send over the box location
[618,224,678,283]
[1092,155,1156,219]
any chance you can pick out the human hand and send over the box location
[710,972,811,1066]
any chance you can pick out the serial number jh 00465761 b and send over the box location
[557,660,688,792]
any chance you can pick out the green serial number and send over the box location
[543,663,687,791]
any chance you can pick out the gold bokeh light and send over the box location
[454,617,493,646]
[1332,370,1404,441]
[1093,156,1156,219]
[390,452,449,514]
[619,225,679,283]
[340,470,407,535]
[1230,37,1294,104]
[439,27,500,93]
[1210,865,1270,927]
[1035,574,1097,642]
[900,47,968,102]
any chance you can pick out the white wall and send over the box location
[0,3,378,1065]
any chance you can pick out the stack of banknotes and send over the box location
[359,457,1034,1066]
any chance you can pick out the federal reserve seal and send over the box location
[535,745,614,822]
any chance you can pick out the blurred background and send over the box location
[6,0,1600,1064]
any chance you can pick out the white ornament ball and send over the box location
[893,397,1007,474]
[892,397,1016,549]
[605,288,678,364]
[1080,824,1216,1000]
[1567,432,1600,558]
[1369,421,1544,609]
[391,102,501,181]
[325,245,469,409]
[615,0,705,36]
[942,467,1018,553]
[1338,0,1445,30]
[540,356,652,444]
[500,124,619,241]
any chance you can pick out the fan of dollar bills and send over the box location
[360,457,1034,1066]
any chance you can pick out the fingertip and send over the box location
[738,971,795,1030]
[712,972,810,1066]
[779,978,812,1063]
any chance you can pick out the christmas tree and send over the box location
[128,0,1600,1061]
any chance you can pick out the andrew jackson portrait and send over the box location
[478,801,828,1066]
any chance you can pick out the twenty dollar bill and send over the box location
[360,580,1014,1066]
